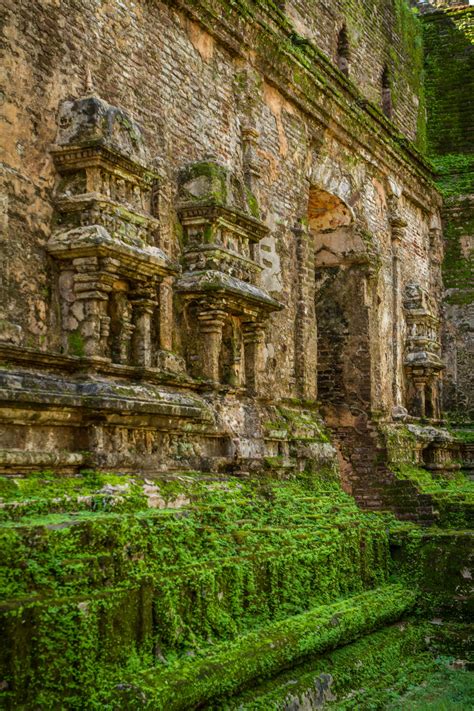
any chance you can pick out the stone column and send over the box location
[411,372,427,419]
[116,295,134,365]
[293,221,317,399]
[159,276,174,352]
[197,310,226,382]
[243,320,265,395]
[72,256,111,359]
[131,290,157,368]
[389,210,407,408]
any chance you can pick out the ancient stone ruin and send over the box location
[0,0,472,708]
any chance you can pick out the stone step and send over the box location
[114,584,417,710]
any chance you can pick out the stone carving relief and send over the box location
[48,92,177,367]
[175,160,282,392]
[403,282,443,419]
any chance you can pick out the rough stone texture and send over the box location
[0,0,468,503]
[421,4,474,423]
[282,0,426,143]
[1,1,473,708]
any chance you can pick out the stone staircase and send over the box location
[330,421,440,524]
[0,468,399,709]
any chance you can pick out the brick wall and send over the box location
[282,0,426,144]
[0,0,443,462]
[421,5,474,423]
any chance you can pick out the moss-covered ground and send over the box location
[0,461,472,709]
[219,623,473,710]
[393,464,474,528]
[386,661,474,711]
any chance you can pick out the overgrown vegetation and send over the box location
[1,469,397,708]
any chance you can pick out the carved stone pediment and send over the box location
[55,94,148,163]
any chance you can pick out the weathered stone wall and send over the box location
[1,4,472,706]
[442,197,474,421]
[283,0,426,144]
[0,0,443,480]
[421,5,474,423]
[423,5,474,156]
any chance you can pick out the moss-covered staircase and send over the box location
[0,468,472,709]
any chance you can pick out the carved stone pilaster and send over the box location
[197,309,227,382]
[388,203,407,408]
[242,125,261,196]
[159,276,174,352]
[243,320,265,395]
[70,256,112,359]
[293,220,317,399]
[429,226,443,303]
[130,290,158,368]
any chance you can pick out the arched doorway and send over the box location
[308,187,373,414]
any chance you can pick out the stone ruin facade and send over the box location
[1,1,473,707]
[0,0,471,514]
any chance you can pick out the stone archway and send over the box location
[308,186,373,415]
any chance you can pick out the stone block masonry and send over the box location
[0,1,473,707]
[1,0,447,478]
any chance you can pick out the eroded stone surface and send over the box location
[0,0,471,507]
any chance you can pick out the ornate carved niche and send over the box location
[403,283,444,419]
[175,160,283,392]
[47,93,177,368]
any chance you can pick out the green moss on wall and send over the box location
[393,464,474,528]
[67,331,85,356]
[0,470,396,707]
[116,584,417,710]
[422,8,474,157]
[442,198,474,304]
[224,620,438,710]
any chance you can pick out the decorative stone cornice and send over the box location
[178,203,268,243]
[47,225,177,280]
[176,270,282,316]
[51,143,156,185]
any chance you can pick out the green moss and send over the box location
[387,663,474,711]
[422,8,474,157]
[179,160,228,206]
[451,428,474,444]
[67,331,85,357]
[225,620,437,710]
[390,526,473,623]
[441,198,474,304]
[431,154,474,198]
[245,187,260,218]
[116,584,417,710]
[381,424,418,467]
[393,464,474,527]
[395,464,473,499]
[0,470,398,707]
